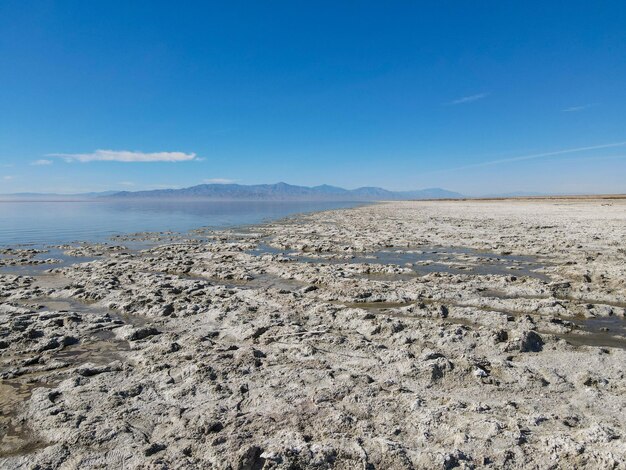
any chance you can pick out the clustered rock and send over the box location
[0,248,61,268]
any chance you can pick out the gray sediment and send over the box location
[1,199,626,468]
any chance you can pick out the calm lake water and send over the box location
[0,200,360,247]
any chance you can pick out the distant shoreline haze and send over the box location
[0,183,463,201]
[0,200,363,247]
[1,184,625,202]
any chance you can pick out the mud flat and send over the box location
[1,198,626,468]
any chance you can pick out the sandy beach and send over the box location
[1,198,626,469]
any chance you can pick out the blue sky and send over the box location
[1,1,625,195]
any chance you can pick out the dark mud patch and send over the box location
[340,297,626,349]
[477,289,626,348]
[478,289,551,301]
[556,331,626,349]
[0,337,129,457]
[0,380,53,457]
[174,270,307,293]
[24,297,149,328]
[336,300,486,333]
[479,288,626,309]
[558,316,626,349]
[250,243,551,281]
[340,301,416,310]
[0,298,135,457]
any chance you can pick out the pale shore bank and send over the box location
[1,198,626,468]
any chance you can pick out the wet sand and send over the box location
[1,198,626,468]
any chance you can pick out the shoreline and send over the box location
[2,193,625,203]
[0,200,366,249]
[421,194,626,201]
[1,198,626,468]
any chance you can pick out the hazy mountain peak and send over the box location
[103,183,463,201]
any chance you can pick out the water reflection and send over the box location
[0,201,361,247]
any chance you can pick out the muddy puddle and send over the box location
[478,289,550,301]
[0,247,96,276]
[355,272,419,282]
[0,239,175,277]
[0,380,52,457]
[0,297,136,457]
[337,297,626,349]
[249,243,551,281]
[556,330,626,349]
[480,288,626,308]
[245,274,307,292]
[336,300,486,333]
[168,269,307,293]
[477,288,626,348]
[340,301,416,310]
[560,316,626,349]
[22,297,149,328]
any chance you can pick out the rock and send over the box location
[506,330,544,353]
[61,336,79,346]
[473,367,489,378]
[117,326,161,341]
[238,446,265,470]
[161,303,175,316]
[443,449,473,469]
[76,362,121,377]
[519,331,544,352]
[144,442,166,456]
[38,337,60,351]
[492,329,508,343]
[203,421,223,434]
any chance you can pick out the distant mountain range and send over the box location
[3,184,595,201]
[103,182,464,201]
[2,187,621,202]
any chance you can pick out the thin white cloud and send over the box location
[427,141,626,175]
[2,175,14,181]
[47,149,197,163]
[31,159,53,166]
[118,181,135,187]
[566,154,626,163]
[447,93,489,105]
[562,103,597,112]
[203,178,236,184]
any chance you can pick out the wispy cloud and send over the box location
[203,178,236,184]
[429,141,626,174]
[562,103,597,112]
[118,181,135,187]
[47,149,197,163]
[2,175,14,181]
[566,154,626,163]
[31,159,53,166]
[447,92,489,106]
